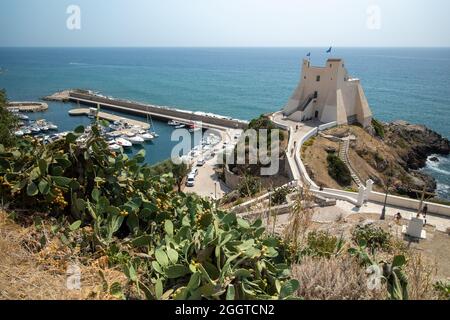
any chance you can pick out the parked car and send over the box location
[190,168,198,176]
[185,174,195,187]
[197,159,205,167]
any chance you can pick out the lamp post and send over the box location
[380,179,391,220]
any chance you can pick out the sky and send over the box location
[0,0,449,47]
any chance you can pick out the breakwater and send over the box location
[67,90,248,130]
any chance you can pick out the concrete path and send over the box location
[336,200,450,232]
[271,112,320,182]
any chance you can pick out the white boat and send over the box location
[23,128,32,135]
[168,120,181,126]
[107,131,122,138]
[175,124,186,129]
[138,130,154,141]
[108,144,122,152]
[14,130,24,137]
[150,131,159,138]
[18,114,29,120]
[40,126,49,132]
[48,123,58,130]
[189,127,202,133]
[126,135,145,145]
[30,126,41,134]
[141,133,154,141]
[115,137,132,148]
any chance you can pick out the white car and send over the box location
[190,168,199,176]
[185,174,195,187]
[197,159,205,167]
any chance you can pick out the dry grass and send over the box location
[405,252,439,300]
[0,210,127,300]
[292,255,386,300]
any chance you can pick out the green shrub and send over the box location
[352,224,392,252]
[270,186,293,206]
[372,119,385,139]
[327,153,352,186]
[0,90,18,148]
[303,231,344,258]
[433,281,450,300]
[237,175,261,197]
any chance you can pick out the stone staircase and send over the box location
[339,138,363,187]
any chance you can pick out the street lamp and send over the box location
[380,179,391,220]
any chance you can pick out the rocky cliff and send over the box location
[301,120,450,199]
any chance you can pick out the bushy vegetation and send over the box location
[0,90,18,148]
[149,159,190,192]
[270,186,293,206]
[433,280,450,300]
[327,153,352,186]
[228,114,286,177]
[237,175,261,198]
[372,118,385,139]
[301,231,344,258]
[352,224,392,253]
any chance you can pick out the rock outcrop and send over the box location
[384,120,450,170]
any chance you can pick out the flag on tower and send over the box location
[326,46,332,53]
[306,52,311,57]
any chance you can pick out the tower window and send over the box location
[316,75,320,82]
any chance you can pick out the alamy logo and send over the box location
[66,263,81,290]
[66,5,81,30]
[366,264,383,290]
[366,5,382,30]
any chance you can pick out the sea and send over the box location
[0,47,449,199]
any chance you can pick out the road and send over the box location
[184,128,242,199]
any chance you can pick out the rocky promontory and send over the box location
[384,120,450,170]
[301,119,450,199]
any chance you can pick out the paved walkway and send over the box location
[271,112,320,182]
[336,200,450,232]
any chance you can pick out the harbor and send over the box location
[6,92,240,166]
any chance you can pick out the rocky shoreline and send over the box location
[374,120,450,197]
[384,120,450,170]
[301,119,450,200]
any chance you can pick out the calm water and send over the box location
[0,48,449,198]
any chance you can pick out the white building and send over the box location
[282,58,372,128]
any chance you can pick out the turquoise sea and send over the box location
[0,47,449,199]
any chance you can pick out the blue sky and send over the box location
[0,0,449,47]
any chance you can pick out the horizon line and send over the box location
[1,46,450,49]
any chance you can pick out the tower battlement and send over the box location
[282,58,372,128]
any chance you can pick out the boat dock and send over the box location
[7,102,48,112]
[64,90,248,130]
[69,108,150,129]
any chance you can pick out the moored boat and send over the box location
[168,120,181,126]
[125,135,145,145]
[115,137,132,148]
